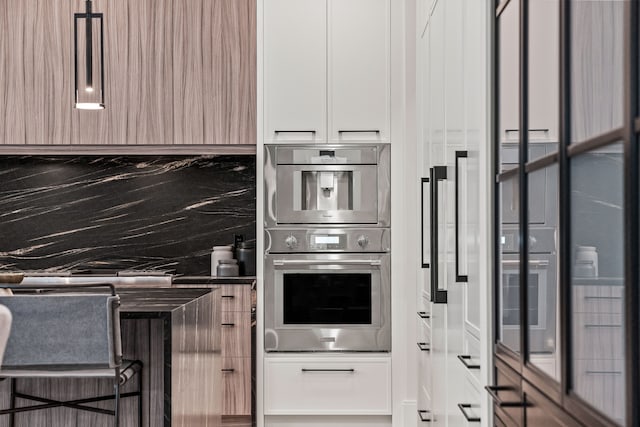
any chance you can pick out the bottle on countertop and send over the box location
[211,245,233,276]
[236,241,256,276]
[217,258,239,277]
[233,234,245,257]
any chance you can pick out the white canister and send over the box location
[211,246,233,276]
[574,245,598,277]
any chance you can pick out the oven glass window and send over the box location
[283,273,372,324]
[502,273,539,326]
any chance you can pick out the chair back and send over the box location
[0,292,122,371]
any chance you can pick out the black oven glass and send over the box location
[502,273,539,326]
[283,273,372,324]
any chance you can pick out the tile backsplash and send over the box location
[0,155,255,275]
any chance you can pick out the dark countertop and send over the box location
[117,287,214,312]
[171,275,256,285]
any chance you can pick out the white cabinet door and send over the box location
[264,0,326,143]
[328,0,390,143]
[498,0,520,143]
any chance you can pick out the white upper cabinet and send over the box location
[263,0,390,144]
[263,0,327,143]
[328,0,390,143]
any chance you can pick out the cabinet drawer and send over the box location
[573,285,623,314]
[220,285,251,312]
[572,313,623,361]
[221,311,252,357]
[221,357,251,416]
[264,357,391,415]
[573,359,624,424]
[461,330,481,384]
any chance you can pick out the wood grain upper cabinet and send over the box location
[263,0,326,143]
[0,0,255,145]
[328,0,390,143]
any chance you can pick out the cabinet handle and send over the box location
[274,130,316,134]
[301,368,355,373]
[584,324,622,328]
[221,295,235,299]
[457,355,480,370]
[584,295,622,300]
[485,385,526,408]
[221,368,235,373]
[430,166,448,304]
[417,342,430,352]
[421,177,430,269]
[221,323,235,327]
[338,129,380,134]
[455,151,468,283]
[417,409,432,422]
[417,311,430,319]
[586,370,622,375]
[457,404,481,422]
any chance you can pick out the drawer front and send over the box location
[418,343,432,400]
[461,330,482,384]
[220,285,251,312]
[572,312,623,361]
[572,285,623,314]
[264,357,391,415]
[221,311,252,357]
[221,357,251,416]
[573,359,625,425]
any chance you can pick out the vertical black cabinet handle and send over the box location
[455,151,468,282]
[430,166,448,304]
[457,404,481,422]
[421,177,430,269]
[418,409,432,422]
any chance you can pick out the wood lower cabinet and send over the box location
[0,0,255,145]
[220,284,253,417]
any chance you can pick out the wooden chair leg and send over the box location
[9,378,16,427]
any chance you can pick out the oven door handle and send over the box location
[272,259,382,267]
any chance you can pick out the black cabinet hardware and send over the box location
[421,177,430,269]
[485,385,527,407]
[457,404,481,422]
[457,355,480,370]
[418,409,432,422]
[274,130,316,134]
[417,311,430,319]
[221,295,235,299]
[417,342,430,352]
[221,368,235,372]
[221,323,235,327]
[338,129,380,134]
[301,368,355,373]
[430,166,448,304]
[455,150,468,282]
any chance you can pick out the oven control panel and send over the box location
[265,228,390,253]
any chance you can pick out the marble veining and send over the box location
[0,155,255,275]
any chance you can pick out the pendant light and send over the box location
[74,0,105,110]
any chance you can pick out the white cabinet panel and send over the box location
[498,0,519,143]
[264,356,392,415]
[264,0,326,143]
[328,0,390,143]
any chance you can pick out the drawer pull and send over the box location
[485,385,526,407]
[338,129,380,134]
[221,323,236,327]
[417,311,431,319]
[457,355,480,370]
[417,409,432,422]
[586,370,622,375]
[301,368,355,373]
[417,342,430,352]
[221,295,235,299]
[584,324,622,328]
[458,404,481,422]
[584,295,622,300]
[221,368,235,373]
[274,130,316,134]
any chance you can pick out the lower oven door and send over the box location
[264,253,390,352]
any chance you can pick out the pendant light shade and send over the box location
[74,0,105,110]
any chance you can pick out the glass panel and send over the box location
[570,0,624,143]
[499,175,521,353]
[283,273,372,324]
[570,142,625,424]
[527,165,560,380]
[499,0,520,159]
[528,0,559,154]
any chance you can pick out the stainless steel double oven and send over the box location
[264,144,391,352]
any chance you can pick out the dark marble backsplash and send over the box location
[0,155,255,275]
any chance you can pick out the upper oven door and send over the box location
[264,253,391,352]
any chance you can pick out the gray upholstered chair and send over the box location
[0,284,142,427]
[0,305,12,365]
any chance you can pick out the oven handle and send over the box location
[272,259,382,267]
[502,259,549,268]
